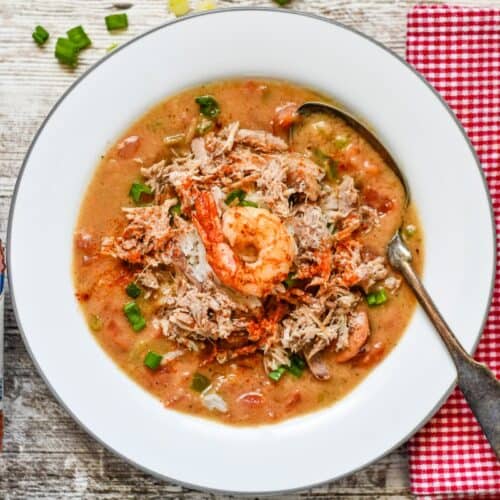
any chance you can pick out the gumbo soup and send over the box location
[74,79,423,425]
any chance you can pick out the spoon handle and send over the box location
[397,259,500,457]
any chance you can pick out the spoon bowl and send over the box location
[296,102,411,204]
[295,101,500,457]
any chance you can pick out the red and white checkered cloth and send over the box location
[406,4,500,497]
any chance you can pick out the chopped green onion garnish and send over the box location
[163,133,185,145]
[144,351,162,370]
[106,42,119,52]
[224,189,257,207]
[196,117,214,135]
[129,182,153,204]
[268,366,286,382]
[225,189,246,205]
[283,272,299,289]
[126,282,141,299]
[105,13,128,31]
[273,0,291,5]
[240,200,258,208]
[88,314,103,332]
[55,37,78,66]
[366,288,388,307]
[32,25,49,45]
[190,372,210,392]
[169,202,182,217]
[67,25,91,51]
[327,222,336,234]
[333,135,350,149]
[313,149,338,181]
[288,354,306,378]
[123,301,146,332]
[169,0,190,17]
[195,95,220,118]
[403,224,417,238]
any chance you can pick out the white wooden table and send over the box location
[1,1,498,497]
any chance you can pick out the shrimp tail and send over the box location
[193,191,224,244]
[193,191,239,280]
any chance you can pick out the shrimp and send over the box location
[193,191,295,297]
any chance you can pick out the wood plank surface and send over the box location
[1,1,498,498]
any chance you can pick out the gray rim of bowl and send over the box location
[7,6,497,497]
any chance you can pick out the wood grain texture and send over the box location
[1,1,499,498]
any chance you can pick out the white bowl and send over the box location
[8,8,495,494]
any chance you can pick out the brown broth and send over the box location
[73,79,424,426]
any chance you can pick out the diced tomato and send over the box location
[117,135,141,159]
[363,188,394,213]
[286,391,302,409]
[273,102,299,131]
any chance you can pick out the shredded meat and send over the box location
[101,122,394,375]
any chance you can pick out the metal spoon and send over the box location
[296,102,500,457]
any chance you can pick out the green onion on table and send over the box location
[105,13,129,31]
[66,25,91,51]
[169,0,190,17]
[55,37,79,66]
[32,25,50,45]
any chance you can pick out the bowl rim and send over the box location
[7,6,496,496]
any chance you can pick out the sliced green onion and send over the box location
[366,288,388,307]
[129,182,153,204]
[225,189,246,205]
[163,133,185,146]
[313,149,338,181]
[333,135,350,150]
[403,224,417,238]
[106,42,119,52]
[240,200,258,208]
[105,13,128,31]
[273,0,291,5]
[169,202,182,217]
[283,272,299,289]
[327,222,336,234]
[32,25,49,45]
[88,314,103,332]
[224,189,257,207]
[288,354,305,378]
[196,117,214,135]
[268,366,286,382]
[126,282,141,299]
[195,95,220,118]
[169,0,190,17]
[67,25,91,51]
[55,37,78,66]
[123,301,146,332]
[190,372,210,392]
[144,351,162,370]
